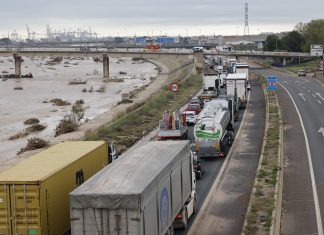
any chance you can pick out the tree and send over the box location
[301,19,324,52]
[282,31,305,52]
[294,22,307,34]
[264,34,283,51]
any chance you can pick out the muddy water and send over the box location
[0,56,157,163]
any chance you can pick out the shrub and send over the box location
[24,118,40,125]
[17,138,49,155]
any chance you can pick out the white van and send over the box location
[192,46,204,52]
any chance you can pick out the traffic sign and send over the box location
[169,82,180,92]
[267,76,277,91]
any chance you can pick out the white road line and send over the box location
[298,93,306,102]
[279,82,323,235]
[283,81,288,84]
[317,100,322,104]
[313,94,317,98]
[303,87,307,90]
[316,93,324,102]
[307,89,312,93]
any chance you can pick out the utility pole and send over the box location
[243,3,249,45]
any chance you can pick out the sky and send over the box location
[1,0,323,39]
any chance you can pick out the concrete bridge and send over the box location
[0,47,318,78]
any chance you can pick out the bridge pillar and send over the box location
[193,51,204,75]
[13,53,22,78]
[103,53,109,80]
[283,57,286,66]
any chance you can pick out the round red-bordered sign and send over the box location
[169,82,180,92]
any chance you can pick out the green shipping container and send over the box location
[0,141,108,235]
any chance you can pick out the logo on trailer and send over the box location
[160,187,169,233]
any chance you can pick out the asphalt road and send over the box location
[186,76,265,235]
[175,77,265,235]
[253,68,324,234]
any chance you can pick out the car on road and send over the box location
[182,110,197,126]
[298,69,306,76]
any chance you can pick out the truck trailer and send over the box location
[194,101,234,158]
[0,141,108,235]
[158,109,188,139]
[226,73,248,109]
[234,63,249,80]
[70,141,196,235]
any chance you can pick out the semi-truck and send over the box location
[158,109,188,139]
[202,74,219,92]
[234,63,249,80]
[70,141,197,235]
[226,73,248,109]
[0,141,108,235]
[194,100,234,158]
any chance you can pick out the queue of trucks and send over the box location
[0,54,249,235]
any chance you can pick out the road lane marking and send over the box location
[318,127,324,137]
[317,100,322,104]
[279,82,323,235]
[298,93,306,102]
[283,81,288,84]
[316,93,324,102]
[307,89,312,93]
[313,94,317,98]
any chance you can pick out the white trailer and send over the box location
[226,73,247,109]
[234,63,249,80]
[203,75,219,91]
[70,141,196,235]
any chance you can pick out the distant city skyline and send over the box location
[1,0,323,39]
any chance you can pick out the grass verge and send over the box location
[285,59,320,73]
[85,71,201,153]
[243,73,282,235]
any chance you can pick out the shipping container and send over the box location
[70,140,196,235]
[0,141,108,235]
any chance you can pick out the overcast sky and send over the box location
[1,0,323,38]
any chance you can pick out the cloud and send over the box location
[1,0,323,37]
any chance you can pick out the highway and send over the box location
[175,76,265,234]
[253,68,324,234]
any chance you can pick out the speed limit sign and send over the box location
[169,82,180,92]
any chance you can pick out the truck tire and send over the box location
[227,131,234,147]
[220,140,228,157]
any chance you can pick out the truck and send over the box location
[234,63,249,80]
[0,141,108,235]
[194,101,234,158]
[202,74,219,92]
[158,109,188,139]
[70,141,197,235]
[219,73,227,88]
[226,73,248,109]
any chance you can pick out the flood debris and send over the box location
[17,137,49,155]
